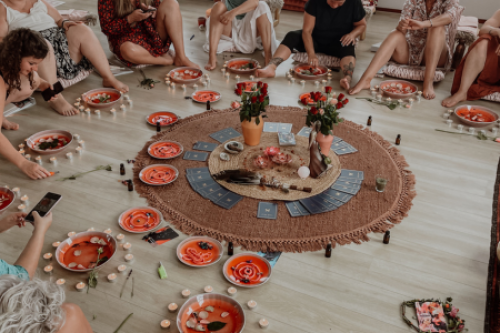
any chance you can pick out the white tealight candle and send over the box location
[227,287,237,296]
[386,97,392,102]
[56,278,66,286]
[321,80,327,85]
[103,228,112,234]
[290,78,296,83]
[110,108,116,113]
[24,154,31,161]
[314,81,319,87]
[202,81,208,87]
[107,273,117,283]
[170,83,176,89]
[79,106,84,112]
[49,157,57,164]
[221,68,226,73]
[204,73,210,79]
[94,110,100,115]
[87,227,95,231]
[249,75,255,80]
[247,300,257,310]
[68,231,76,237]
[75,282,86,292]
[75,147,82,154]
[123,95,130,101]
[66,152,73,159]
[181,289,191,298]
[17,204,26,212]
[116,234,125,242]
[408,98,414,105]
[43,253,53,260]
[19,149,25,156]
[376,94,382,101]
[74,102,80,107]
[122,242,132,251]
[168,303,178,313]
[224,72,230,78]
[84,108,91,113]
[447,109,454,115]
[193,84,199,90]
[43,265,53,274]
[204,285,213,293]
[117,264,127,274]
[73,134,80,140]
[300,80,305,86]
[35,156,42,163]
[20,195,29,203]
[160,319,171,329]
[52,241,61,248]
[259,318,269,329]
[78,140,85,148]
[181,84,186,91]
[18,143,25,149]
[12,187,20,197]
[206,78,211,84]
[76,97,81,102]
[124,253,134,262]
[235,75,240,82]
[120,104,126,110]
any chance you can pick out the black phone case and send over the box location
[41,81,64,101]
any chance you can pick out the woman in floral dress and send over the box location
[349,0,462,100]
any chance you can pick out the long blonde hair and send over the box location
[114,0,154,18]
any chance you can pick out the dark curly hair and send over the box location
[0,28,49,93]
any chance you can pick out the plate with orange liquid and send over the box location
[223,252,272,288]
[177,293,245,333]
[168,67,203,84]
[55,231,117,272]
[139,164,179,186]
[227,58,259,74]
[379,80,418,99]
[176,236,223,268]
[454,105,498,127]
[146,111,179,127]
[118,207,163,233]
[27,130,72,155]
[82,88,122,108]
[191,90,221,103]
[148,141,183,159]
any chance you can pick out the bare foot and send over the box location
[264,56,271,67]
[103,77,129,93]
[256,65,276,78]
[2,118,19,130]
[423,82,436,100]
[349,79,371,95]
[204,58,217,71]
[48,96,79,116]
[442,91,468,108]
[160,52,174,66]
[175,57,201,69]
[340,77,351,90]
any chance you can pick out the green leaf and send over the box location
[255,117,260,125]
[207,321,227,331]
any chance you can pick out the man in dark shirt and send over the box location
[256,0,366,90]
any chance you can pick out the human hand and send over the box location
[32,211,52,235]
[0,212,27,233]
[340,33,356,46]
[396,18,410,32]
[128,9,153,24]
[19,160,51,180]
[408,19,428,30]
[219,10,236,25]
[62,21,83,31]
[307,54,319,68]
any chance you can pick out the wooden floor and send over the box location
[0,1,498,332]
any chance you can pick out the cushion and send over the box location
[456,16,479,46]
[59,9,97,26]
[482,92,500,103]
[59,69,92,89]
[292,52,340,68]
[383,62,445,82]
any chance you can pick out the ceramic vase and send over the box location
[241,116,264,146]
[315,132,334,154]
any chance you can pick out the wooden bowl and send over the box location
[454,105,499,128]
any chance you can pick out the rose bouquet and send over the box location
[235,81,269,125]
[305,87,348,136]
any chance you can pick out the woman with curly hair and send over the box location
[0,28,55,179]
[0,0,128,116]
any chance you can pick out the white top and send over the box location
[0,0,57,32]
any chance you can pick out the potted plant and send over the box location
[234,81,269,146]
[304,87,348,153]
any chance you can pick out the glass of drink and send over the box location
[375,175,388,193]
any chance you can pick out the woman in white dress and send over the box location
[204,0,279,70]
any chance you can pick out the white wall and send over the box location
[377,0,498,21]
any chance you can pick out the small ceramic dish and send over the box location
[176,236,223,268]
[26,130,73,155]
[191,90,221,103]
[168,67,203,84]
[379,80,418,99]
[82,88,122,108]
[147,141,183,159]
[292,63,328,80]
[224,141,244,154]
[222,253,272,288]
[146,111,179,127]
[220,152,230,161]
[227,58,259,74]
[118,207,163,233]
[139,164,179,186]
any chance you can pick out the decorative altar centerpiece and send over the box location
[235,81,269,146]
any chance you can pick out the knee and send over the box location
[211,1,227,15]
[428,25,445,34]
[160,0,179,11]
[388,29,405,42]
[257,1,270,12]
[119,42,136,59]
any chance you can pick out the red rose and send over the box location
[235,88,242,96]
[263,83,268,89]
[343,98,349,104]
[261,87,268,96]
[251,96,257,103]
[259,94,265,103]
[310,106,318,115]
[338,93,345,100]
[325,86,332,93]
[336,102,343,109]
[310,92,318,102]
[237,83,245,89]
[300,97,309,105]
[257,81,263,88]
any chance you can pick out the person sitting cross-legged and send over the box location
[256,0,367,90]
[349,0,463,100]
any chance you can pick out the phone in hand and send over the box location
[141,7,157,13]
[41,81,64,102]
[25,192,62,223]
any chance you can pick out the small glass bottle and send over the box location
[325,243,332,258]
[206,100,211,111]
[120,163,125,176]
[156,121,161,133]
[128,180,133,192]
[228,242,233,256]
[383,231,390,244]
[367,116,372,127]
[395,134,401,146]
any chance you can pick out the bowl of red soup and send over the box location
[223,252,272,288]
[27,130,72,154]
[227,58,259,74]
[379,80,418,100]
[176,236,223,268]
[0,187,14,213]
[82,88,122,108]
[454,105,498,127]
[293,63,328,80]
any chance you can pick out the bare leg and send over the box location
[256,44,292,78]
[421,26,447,100]
[120,42,173,65]
[65,24,129,92]
[2,72,40,130]
[349,30,409,95]
[442,40,489,107]
[256,13,272,65]
[156,0,200,69]
[339,56,355,90]
[204,2,232,70]
[36,40,78,116]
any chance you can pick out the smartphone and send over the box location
[25,192,62,223]
[41,81,64,102]
[141,7,157,12]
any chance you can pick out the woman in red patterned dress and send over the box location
[98,0,199,68]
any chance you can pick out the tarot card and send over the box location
[295,201,311,215]
[285,201,302,217]
[297,126,312,137]
[257,202,278,219]
[331,182,361,195]
[277,123,292,133]
[337,176,363,184]
[324,189,353,203]
[340,169,364,181]
[334,180,362,188]
[207,188,230,203]
[220,127,241,140]
[189,178,217,191]
[263,122,279,132]
[142,226,179,247]
[332,136,343,143]
[215,192,243,210]
[299,197,326,214]
[197,183,223,198]
[330,141,351,151]
[186,167,209,174]
[209,130,232,143]
[310,195,338,212]
[193,141,218,152]
[334,146,358,156]
[278,132,296,146]
[257,251,282,268]
[183,151,209,161]
[186,172,213,183]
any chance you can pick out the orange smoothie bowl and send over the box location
[139,164,179,186]
[176,236,223,268]
[118,206,163,233]
[0,187,14,213]
[227,58,259,74]
[82,88,122,109]
[27,129,73,155]
[148,141,183,160]
[169,67,203,84]
[177,293,246,333]
[222,253,272,288]
[379,80,418,99]
[191,90,221,103]
[55,231,117,272]
[454,105,499,128]
[293,63,328,80]
[146,111,179,127]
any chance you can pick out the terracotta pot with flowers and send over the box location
[234,81,269,146]
[304,87,348,153]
